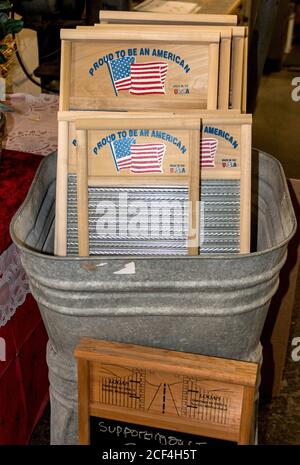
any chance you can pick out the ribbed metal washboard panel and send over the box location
[67,175,240,255]
[200,180,240,253]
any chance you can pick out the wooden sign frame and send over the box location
[55,110,252,257]
[90,22,247,111]
[74,338,258,445]
[59,26,220,112]
[99,10,238,26]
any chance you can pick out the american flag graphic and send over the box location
[129,61,168,95]
[110,137,136,171]
[107,56,136,94]
[130,143,166,173]
[200,138,218,168]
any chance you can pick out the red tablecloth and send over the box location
[0,150,49,444]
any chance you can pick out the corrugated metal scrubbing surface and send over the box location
[67,175,240,255]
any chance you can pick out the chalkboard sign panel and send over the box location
[90,416,236,447]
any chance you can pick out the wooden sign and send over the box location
[74,338,258,445]
[59,26,220,112]
[54,110,252,257]
[99,10,238,26]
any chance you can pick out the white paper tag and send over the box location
[113,262,136,275]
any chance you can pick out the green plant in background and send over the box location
[0,1,23,64]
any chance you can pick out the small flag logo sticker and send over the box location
[110,138,166,173]
[107,57,168,96]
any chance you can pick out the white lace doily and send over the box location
[0,243,30,327]
[3,93,59,156]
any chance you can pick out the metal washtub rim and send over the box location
[25,249,286,292]
[9,148,297,261]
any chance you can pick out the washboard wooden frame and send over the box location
[54,111,251,257]
[70,116,200,256]
[74,338,258,445]
[93,19,247,111]
[59,26,221,112]
[76,23,234,110]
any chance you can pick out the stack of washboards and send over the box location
[55,10,252,257]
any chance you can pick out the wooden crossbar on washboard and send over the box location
[59,26,221,112]
[54,111,251,257]
[74,338,258,445]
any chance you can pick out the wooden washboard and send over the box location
[59,26,221,112]
[94,15,248,111]
[54,111,251,257]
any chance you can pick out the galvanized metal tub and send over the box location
[10,150,296,444]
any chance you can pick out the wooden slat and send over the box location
[99,10,238,26]
[239,124,252,253]
[76,129,89,256]
[75,117,201,131]
[61,26,220,43]
[242,32,249,113]
[58,109,247,123]
[85,171,241,185]
[188,129,200,255]
[54,121,69,256]
[68,97,210,112]
[207,42,220,110]
[75,338,258,391]
[87,176,188,187]
[238,386,255,444]
[231,35,245,110]
[89,23,233,39]
[218,37,232,109]
[232,25,247,38]
[201,169,241,180]
[59,40,71,111]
